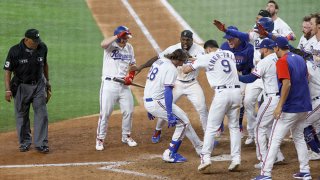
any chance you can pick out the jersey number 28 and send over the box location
[147,66,159,81]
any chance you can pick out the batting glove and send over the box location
[117,30,131,39]
[147,112,155,120]
[167,113,178,128]
[213,20,226,32]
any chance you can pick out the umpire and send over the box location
[3,29,50,153]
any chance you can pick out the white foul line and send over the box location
[0,155,169,180]
[160,0,204,44]
[121,0,162,53]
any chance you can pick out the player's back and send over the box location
[144,58,177,100]
[196,49,239,88]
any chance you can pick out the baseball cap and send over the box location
[272,36,289,49]
[258,9,271,17]
[25,28,41,43]
[223,26,239,39]
[181,30,193,39]
[259,38,274,49]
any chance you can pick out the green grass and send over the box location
[168,0,320,47]
[0,0,104,132]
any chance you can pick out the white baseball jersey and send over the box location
[272,17,294,37]
[307,60,320,99]
[101,41,136,80]
[193,49,242,165]
[304,35,320,56]
[251,53,279,94]
[144,58,177,100]
[159,43,204,81]
[297,35,311,50]
[191,49,239,88]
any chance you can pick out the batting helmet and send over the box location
[114,25,130,36]
[256,17,274,33]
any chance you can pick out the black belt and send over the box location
[313,96,320,101]
[21,80,39,85]
[105,77,123,81]
[178,78,195,83]
[265,92,280,97]
[215,85,240,89]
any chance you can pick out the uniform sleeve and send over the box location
[190,55,208,70]
[226,29,249,42]
[159,45,175,58]
[276,57,290,80]
[163,67,177,86]
[3,48,15,71]
[252,61,264,78]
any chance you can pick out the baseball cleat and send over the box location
[35,146,49,153]
[162,149,187,163]
[308,150,320,161]
[122,136,138,147]
[254,162,262,169]
[251,175,272,180]
[292,172,312,179]
[245,136,254,145]
[151,130,161,144]
[198,161,211,172]
[19,144,31,152]
[96,139,104,151]
[228,162,240,171]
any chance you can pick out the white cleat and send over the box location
[245,136,254,145]
[254,162,262,169]
[96,139,104,151]
[308,150,320,161]
[198,161,212,172]
[228,162,240,171]
[122,136,138,147]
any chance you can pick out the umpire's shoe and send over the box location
[36,146,49,153]
[19,144,31,152]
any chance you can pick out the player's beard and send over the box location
[260,53,265,59]
[304,31,312,40]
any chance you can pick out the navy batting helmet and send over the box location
[256,17,274,33]
[114,25,130,36]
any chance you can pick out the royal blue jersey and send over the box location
[221,29,254,75]
[276,52,312,113]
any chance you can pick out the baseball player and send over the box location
[136,30,207,145]
[213,20,254,144]
[144,49,202,163]
[96,25,138,151]
[297,15,312,50]
[239,38,285,169]
[252,36,312,180]
[303,13,320,161]
[183,40,242,172]
[266,0,296,41]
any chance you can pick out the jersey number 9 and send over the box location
[221,59,231,73]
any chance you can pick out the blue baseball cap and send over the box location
[223,26,239,39]
[272,36,289,49]
[259,38,274,49]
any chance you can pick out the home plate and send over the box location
[211,154,231,161]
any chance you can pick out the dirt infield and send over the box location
[0,0,319,180]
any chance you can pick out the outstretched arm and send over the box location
[133,55,159,74]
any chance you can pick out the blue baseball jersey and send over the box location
[221,29,254,75]
[276,52,312,113]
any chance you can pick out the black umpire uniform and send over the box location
[4,29,50,153]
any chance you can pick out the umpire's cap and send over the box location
[25,29,41,43]
[181,30,193,39]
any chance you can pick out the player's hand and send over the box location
[117,31,131,39]
[167,113,178,128]
[5,91,12,102]
[129,66,142,75]
[256,23,268,37]
[124,76,133,85]
[213,20,226,32]
[147,112,155,120]
[273,105,282,119]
